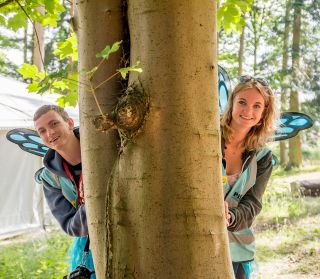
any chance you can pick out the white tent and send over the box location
[0,75,79,239]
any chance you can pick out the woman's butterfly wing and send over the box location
[273,112,314,141]
[218,65,231,115]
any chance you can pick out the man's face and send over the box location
[35,110,74,151]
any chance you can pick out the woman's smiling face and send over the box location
[231,87,265,131]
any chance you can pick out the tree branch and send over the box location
[0,0,14,9]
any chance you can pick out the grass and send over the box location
[255,165,320,278]
[0,230,72,279]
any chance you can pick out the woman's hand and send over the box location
[224,201,231,227]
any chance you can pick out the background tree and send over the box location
[288,0,303,169]
[280,0,291,166]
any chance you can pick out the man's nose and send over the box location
[47,128,55,137]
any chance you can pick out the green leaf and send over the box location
[225,4,241,17]
[44,0,55,13]
[41,14,59,27]
[117,61,143,79]
[96,41,122,59]
[17,64,39,80]
[7,13,27,31]
[86,66,98,78]
[56,92,78,108]
[27,82,40,93]
[53,33,78,61]
[0,15,6,26]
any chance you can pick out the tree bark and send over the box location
[238,23,245,76]
[32,6,45,72]
[109,0,233,278]
[288,0,303,168]
[23,25,28,64]
[75,1,123,278]
[280,0,291,166]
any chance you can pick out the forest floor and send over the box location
[255,170,320,279]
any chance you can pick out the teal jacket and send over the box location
[222,146,273,262]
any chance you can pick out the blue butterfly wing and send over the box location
[273,112,314,141]
[218,65,231,114]
[6,128,48,157]
[272,154,279,168]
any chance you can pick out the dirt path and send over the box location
[274,171,320,184]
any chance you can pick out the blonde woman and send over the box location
[222,76,277,279]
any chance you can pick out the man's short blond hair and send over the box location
[33,105,70,122]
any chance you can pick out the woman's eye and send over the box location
[238,100,246,105]
[254,104,262,109]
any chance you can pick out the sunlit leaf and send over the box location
[117,61,143,79]
[44,0,55,13]
[54,33,78,61]
[17,64,39,80]
[7,13,27,31]
[42,15,59,27]
[96,41,122,59]
[0,15,6,26]
[56,91,78,108]
[27,82,40,93]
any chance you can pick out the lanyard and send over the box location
[63,161,85,205]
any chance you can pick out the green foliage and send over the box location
[7,12,28,31]
[218,0,253,33]
[2,0,65,30]
[0,230,72,279]
[0,14,5,25]
[96,41,122,59]
[118,60,143,79]
[18,38,142,107]
[53,32,78,61]
[17,62,78,107]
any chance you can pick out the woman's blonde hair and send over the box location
[221,78,277,151]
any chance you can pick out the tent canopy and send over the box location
[0,75,79,129]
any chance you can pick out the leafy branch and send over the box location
[86,41,142,120]
[218,0,253,33]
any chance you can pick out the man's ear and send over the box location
[68,118,74,129]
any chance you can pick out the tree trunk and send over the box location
[288,0,303,168]
[23,25,28,64]
[32,6,45,71]
[238,23,245,76]
[109,0,233,278]
[75,1,123,278]
[280,0,291,166]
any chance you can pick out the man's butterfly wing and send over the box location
[6,128,48,157]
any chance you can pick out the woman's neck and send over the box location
[229,122,250,147]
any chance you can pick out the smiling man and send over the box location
[33,105,95,278]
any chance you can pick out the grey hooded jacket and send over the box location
[41,128,88,236]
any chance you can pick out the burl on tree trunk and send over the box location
[93,81,149,144]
